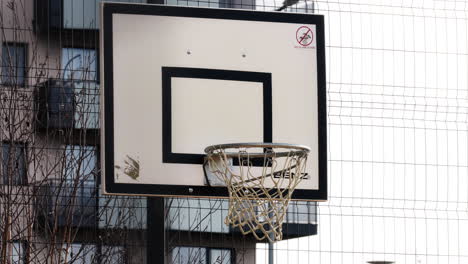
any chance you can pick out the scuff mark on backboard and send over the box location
[115,155,140,181]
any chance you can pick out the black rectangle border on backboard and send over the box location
[162,67,272,165]
[102,3,327,200]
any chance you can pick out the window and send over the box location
[63,0,147,30]
[1,142,27,185]
[0,241,27,264]
[1,43,26,86]
[64,145,96,183]
[167,198,229,233]
[172,247,207,264]
[98,189,147,229]
[101,246,126,264]
[61,48,97,81]
[61,243,97,264]
[254,0,314,12]
[210,249,231,264]
[4,241,26,264]
[64,145,97,225]
[171,247,232,264]
[61,244,127,264]
[165,0,220,7]
[286,201,317,224]
[61,48,99,129]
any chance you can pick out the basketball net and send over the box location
[204,144,309,242]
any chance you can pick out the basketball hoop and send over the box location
[204,143,310,242]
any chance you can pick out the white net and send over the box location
[204,143,310,242]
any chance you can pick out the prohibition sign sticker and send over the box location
[296,26,314,47]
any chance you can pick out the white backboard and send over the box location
[101,3,326,200]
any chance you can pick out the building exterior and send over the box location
[0,1,317,263]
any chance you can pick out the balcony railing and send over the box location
[166,198,318,239]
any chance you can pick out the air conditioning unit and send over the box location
[35,180,97,228]
[36,79,75,129]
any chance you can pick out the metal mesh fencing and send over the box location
[1,0,467,263]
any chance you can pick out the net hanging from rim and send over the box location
[204,143,310,242]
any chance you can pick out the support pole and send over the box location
[147,197,165,263]
[268,242,274,264]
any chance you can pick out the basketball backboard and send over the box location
[100,3,326,200]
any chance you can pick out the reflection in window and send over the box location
[167,198,229,233]
[61,48,96,81]
[10,242,26,264]
[1,142,27,185]
[210,249,231,264]
[286,201,316,224]
[61,244,97,264]
[61,48,99,129]
[65,145,96,183]
[101,246,126,264]
[172,247,207,264]
[98,188,148,229]
[167,198,316,233]
[1,43,26,86]
[64,145,97,224]
[63,0,147,30]
[172,247,232,264]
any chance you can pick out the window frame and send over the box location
[1,42,27,87]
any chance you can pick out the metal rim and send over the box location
[204,142,310,158]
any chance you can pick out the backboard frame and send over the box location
[101,3,327,200]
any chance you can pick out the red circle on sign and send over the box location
[296,26,313,47]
